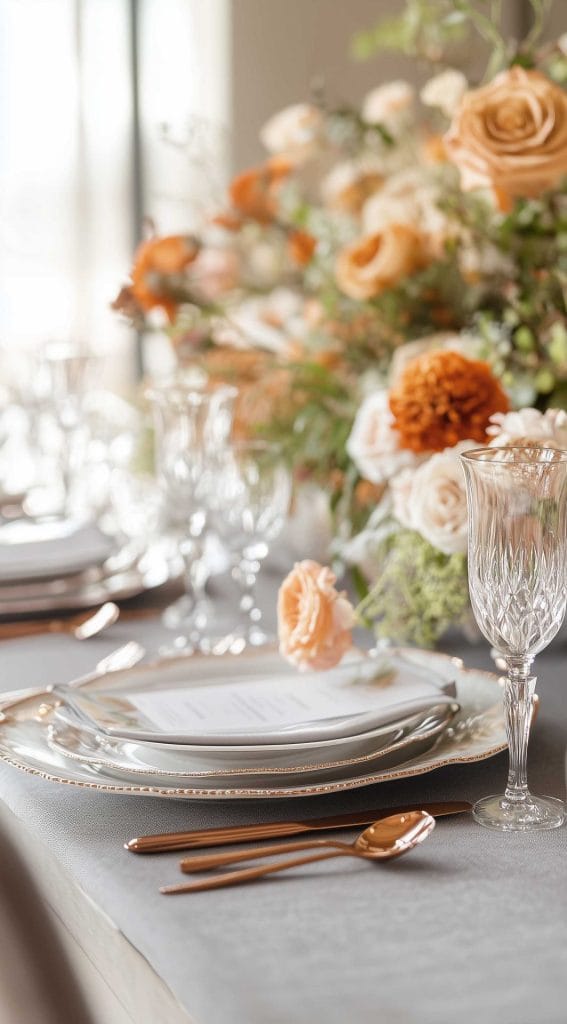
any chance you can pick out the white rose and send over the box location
[260,103,324,164]
[362,81,415,133]
[398,443,474,555]
[340,497,397,584]
[488,408,567,448]
[420,70,468,119]
[213,288,305,354]
[346,391,418,484]
[390,468,415,530]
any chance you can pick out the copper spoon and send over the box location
[160,810,435,894]
[0,601,120,643]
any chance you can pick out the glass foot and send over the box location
[162,594,211,632]
[212,624,275,656]
[161,596,234,655]
[473,793,565,832]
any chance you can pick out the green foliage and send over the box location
[351,1,469,64]
[259,361,356,484]
[441,181,567,404]
[355,530,470,647]
[352,0,554,78]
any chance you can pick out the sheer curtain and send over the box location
[0,0,229,388]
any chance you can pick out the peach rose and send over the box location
[445,67,567,199]
[228,158,292,224]
[278,560,355,672]
[335,225,427,301]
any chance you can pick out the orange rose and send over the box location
[228,158,292,224]
[131,235,199,321]
[445,67,567,199]
[335,225,427,301]
[288,229,317,266]
[278,560,355,672]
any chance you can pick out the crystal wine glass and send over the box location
[42,342,99,515]
[461,446,567,831]
[148,379,236,653]
[208,440,291,652]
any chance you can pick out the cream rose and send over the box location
[488,407,567,448]
[420,69,468,120]
[361,168,447,249]
[335,224,426,301]
[278,560,355,672]
[321,157,384,214]
[445,67,567,198]
[260,103,324,164]
[362,81,415,133]
[190,248,240,302]
[394,443,474,555]
[346,391,419,484]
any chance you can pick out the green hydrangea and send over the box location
[356,530,470,648]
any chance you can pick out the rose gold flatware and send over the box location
[0,601,120,642]
[160,810,435,893]
[126,799,470,854]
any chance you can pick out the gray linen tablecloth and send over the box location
[0,602,566,1024]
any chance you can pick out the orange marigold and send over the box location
[131,235,199,321]
[389,350,510,453]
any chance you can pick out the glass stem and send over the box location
[234,555,261,631]
[181,536,209,609]
[503,659,536,805]
[60,426,75,513]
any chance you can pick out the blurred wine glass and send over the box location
[41,342,99,515]
[148,378,236,654]
[208,440,291,652]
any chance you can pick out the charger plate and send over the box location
[0,649,507,799]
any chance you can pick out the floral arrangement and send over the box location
[114,0,567,647]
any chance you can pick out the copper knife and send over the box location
[125,800,471,853]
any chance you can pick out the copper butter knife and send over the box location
[125,800,471,853]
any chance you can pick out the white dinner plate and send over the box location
[0,649,507,799]
[46,707,455,788]
[49,689,457,780]
[52,649,457,746]
[0,518,115,583]
[0,538,180,615]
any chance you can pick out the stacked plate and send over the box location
[0,648,508,799]
[0,516,178,615]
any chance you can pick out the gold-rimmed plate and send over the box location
[0,649,507,799]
